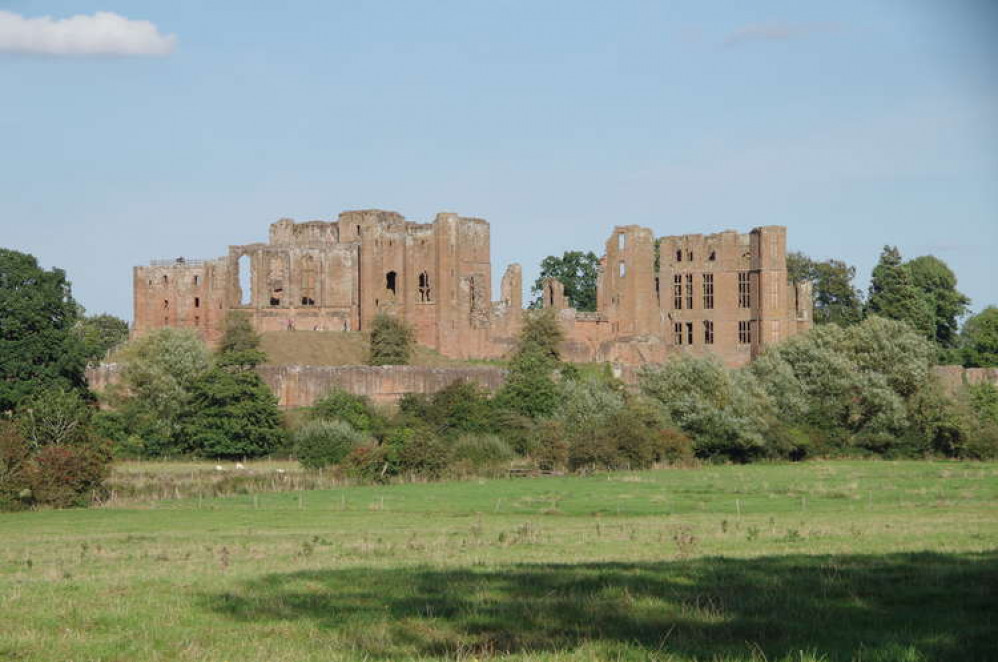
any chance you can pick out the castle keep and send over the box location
[133,210,812,367]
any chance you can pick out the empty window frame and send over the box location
[738,320,752,344]
[675,249,683,262]
[686,322,694,345]
[385,271,397,295]
[619,262,626,278]
[686,250,693,262]
[674,322,683,345]
[673,274,683,309]
[704,320,714,344]
[301,256,317,306]
[193,275,200,286]
[685,274,694,310]
[418,271,432,302]
[702,273,714,309]
[194,297,200,308]
[738,272,751,308]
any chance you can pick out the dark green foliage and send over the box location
[293,420,368,469]
[179,368,285,459]
[960,307,998,367]
[495,311,564,418]
[74,313,129,363]
[0,422,32,510]
[0,248,88,412]
[906,256,970,349]
[786,252,864,326]
[867,246,934,339]
[532,420,569,470]
[311,388,382,434]
[402,380,495,437]
[217,311,267,369]
[342,444,393,482]
[531,251,600,311]
[393,431,452,478]
[368,313,415,366]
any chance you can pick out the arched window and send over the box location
[418,271,432,302]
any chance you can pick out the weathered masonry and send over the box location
[133,210,812,367]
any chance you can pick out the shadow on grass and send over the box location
[205,551,997,661]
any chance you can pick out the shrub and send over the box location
[368,313,415,366]
[0,422,32,510]
[311,388,381,434]
[494,310,564,419]
[452,433,514,469]
[180,368,286,459]
[658,428,695,465]
[403,380,496,437]
[27,441,111,508]
[395,432,452,479]
[342,444,393,482]
[293,420,368,469]
[532,420,568,470]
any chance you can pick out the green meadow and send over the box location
[2,460,996,661]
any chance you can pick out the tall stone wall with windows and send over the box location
[133,210,811,368]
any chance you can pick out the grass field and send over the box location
[2,461,996,661]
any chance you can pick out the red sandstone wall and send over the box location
[86,364,507,408]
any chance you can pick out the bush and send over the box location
[532,420,568,470]
[180,368,286,459]
[368,313,415,366]
[293,420,368,469]
[452,433,514,469]
[342,444,392,482]
[16,386,94,449]
[26,441,111,508]
[311,388,382,434]
[395,432,452,479]
[0,422,32,510]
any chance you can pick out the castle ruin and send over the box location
[133,210,812,367]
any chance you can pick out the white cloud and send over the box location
[723,22,841,47]
[0,10,175,56]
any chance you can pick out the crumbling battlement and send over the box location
[133,210,812,367]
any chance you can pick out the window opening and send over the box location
[674,322,683,345]
[704,320,714,344]
[238,255,252,305]
[675,249,682,262]
[703,273,714,309]
[739,320,752,344]
[738,272,751,308]
[685,274,693,310]
[673,274,683,309]
[418,271,432,302]
[301,256,317,306]
[194,297,200,308]
[619,262,626,278]
[686,322,694,345]
[385,271,398,296]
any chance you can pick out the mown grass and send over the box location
[2,460,996,661]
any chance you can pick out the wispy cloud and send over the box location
[723,22,842,48]
[0,10,175,56]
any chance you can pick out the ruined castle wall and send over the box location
[85,363,507,408]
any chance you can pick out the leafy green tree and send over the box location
[786,252,863,326]
[960,306,998,367]
[495,311,564,418]
[310,388,382,434]
[112,328,211,455]
[179,368,285,459]
[906,256,970,348]
[368,313,415,366]
[866,246,934,338]
[74,313,129,364]
[216,310,268,369]
[293,420,368,469]
[531,251,600,311]
[0,248,88,412]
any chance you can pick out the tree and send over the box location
[786,252,863,326]
[368,313,415,366]
[495,310,565,418]
[906,256,970,348]
[217,310,267,369]
[531,251,600,311]
[866,246,933,338]
[74,313,129,364]
[961,307,998,367]
[0,248,88,412]
[179,367,285,459]
[111,328,211,455]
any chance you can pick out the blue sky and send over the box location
[2,1,996,322]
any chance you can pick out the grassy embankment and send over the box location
[2,460,996,661]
